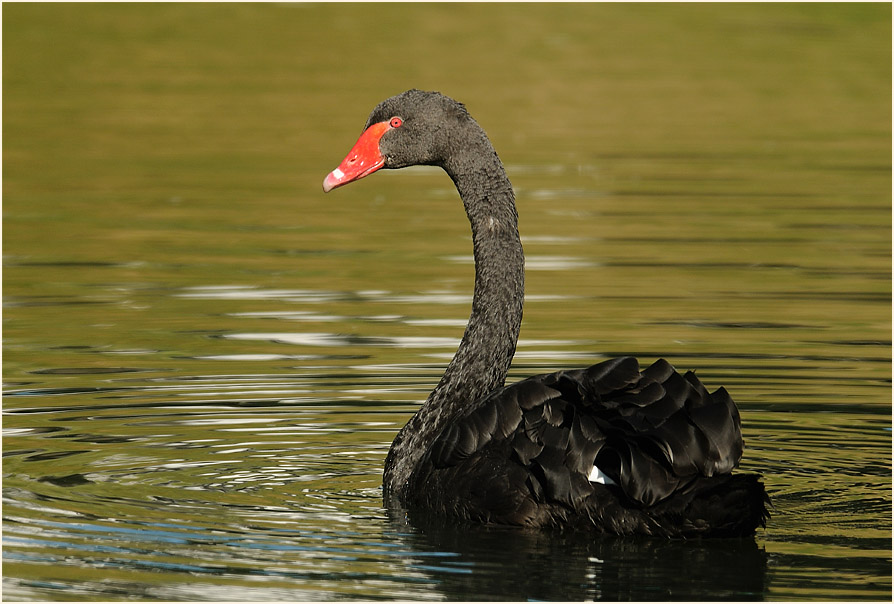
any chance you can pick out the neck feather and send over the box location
[438,156,525,405]
[384,141,524,499]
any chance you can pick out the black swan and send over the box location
[322,89,769,537]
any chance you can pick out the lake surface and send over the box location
[3,3,891,601]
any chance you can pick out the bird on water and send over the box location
[322,89,769,537]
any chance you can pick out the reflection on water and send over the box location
[394,514,771,601]
[4,513,773,601]
[4,2,891,601]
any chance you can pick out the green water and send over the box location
[3,3,891,601]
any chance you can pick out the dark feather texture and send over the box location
[408,357,769,537]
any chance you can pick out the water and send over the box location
[3,3,891,601]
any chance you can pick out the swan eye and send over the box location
[389,117,403,128]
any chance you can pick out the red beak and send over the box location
[323,121,390,192]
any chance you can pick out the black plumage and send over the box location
[323,89,769,537]
[407,357,768,536]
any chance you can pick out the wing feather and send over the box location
[418,356,746,512]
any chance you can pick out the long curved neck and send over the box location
[437,152,525,405]
[384,137,524,499]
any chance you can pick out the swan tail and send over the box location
[648,473,771,537]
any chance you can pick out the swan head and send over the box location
[323,89,476,192]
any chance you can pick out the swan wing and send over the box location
[421,356,744,511]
